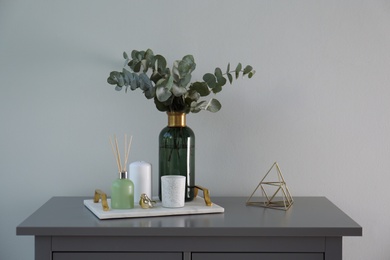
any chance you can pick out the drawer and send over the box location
[192,253,323,260]
[53,252,182,260]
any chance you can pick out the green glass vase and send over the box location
[159,112,195,202]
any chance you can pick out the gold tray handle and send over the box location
[194,185,212,206]
[94,189,110,211]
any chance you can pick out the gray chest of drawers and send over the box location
[17,196,362,260]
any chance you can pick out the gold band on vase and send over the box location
[167,112,186,127]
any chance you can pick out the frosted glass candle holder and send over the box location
[161,176,186,208]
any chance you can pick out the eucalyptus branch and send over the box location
[107,49,255,114]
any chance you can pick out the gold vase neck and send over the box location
[167,112,186,127]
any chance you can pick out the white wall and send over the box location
[1,0,389,259]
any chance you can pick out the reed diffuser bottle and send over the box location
[111,171,134,209]
[109,134,134,209]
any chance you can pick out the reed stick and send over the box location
[124,135,133,171]
[114,134,122,172]
[109,137,121,173]
[109,134,133,173]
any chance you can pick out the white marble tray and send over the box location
[84,197,224,220]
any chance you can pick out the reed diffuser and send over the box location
[110,134,134,209]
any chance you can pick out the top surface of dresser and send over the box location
[17,196,362,237]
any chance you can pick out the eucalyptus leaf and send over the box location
[166,74,174,90]
[110,71,120,79]
[154,97,169,112]
[191,108,201,113]
[115,86,122,91]
[172,84,187,97]
[189,82,210,96]
[122,75,129,86]
[139,73,153,91]
[109,71,125,87]
[243,65,253,76]
[156,82,172,102]
[145,49,154,60]
[212,83,222,94]
[156,76,173,91]
[191,100,206,113]
[203,73,216,89]
[107,76,117,85]
[134,61,141,72]
[227,73,233,84]
[128,60,135,69]
[141,60,149,72]
[150,71,163,84]
[131,50,138,60]
[137,51,145,60]
[214,67,223,79]
[191,108,201,114]
[235,63,242,79]
[138,77,144,90]
[206,98,221,112]
[172,60,180,82]
[186,89,201,101]
[178,73,191,87]
[123,69,134,85]
[220,77,227,85]
[178,55,196,77]
[117,73,125,87]
[144,86,155,99]
[215,67,227,88]
[123,52,129,60]
[190,101,198,108]
[130,74,139,90]
[154,55,167,71]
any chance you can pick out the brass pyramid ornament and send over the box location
[246,162,293,210]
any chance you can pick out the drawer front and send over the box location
[53,252,182,260]
[192,253,323,260]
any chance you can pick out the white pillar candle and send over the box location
[129,161,152,204]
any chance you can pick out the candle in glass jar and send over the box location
[129,161,152,204]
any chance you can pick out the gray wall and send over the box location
[1,0,389,259]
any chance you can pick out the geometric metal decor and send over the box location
[246,162,293,210]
